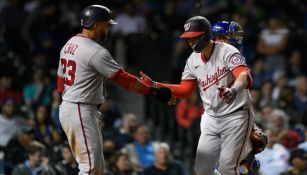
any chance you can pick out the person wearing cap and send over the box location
[57,4,174,175]
[281,149,307,175]
[3,125,35,174]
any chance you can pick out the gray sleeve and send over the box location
[226,53,247,70]
[181,59,196,80]
[224,46,247,70]
[89,49,122,78]
[57,58,64,77]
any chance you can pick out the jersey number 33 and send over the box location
[61,58,76,86]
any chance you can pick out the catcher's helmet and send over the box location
[180,16,212,52]
[81,5,117,28]
[212,21,243,47]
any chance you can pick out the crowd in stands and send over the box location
[0,0,307,174]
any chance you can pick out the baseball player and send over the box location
[212,21,243,48]
[212,21,267,174]
[57,5,174,175]
[139,16,256,175]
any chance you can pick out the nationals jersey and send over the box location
[182,42,252,117]
[57,35,122,105]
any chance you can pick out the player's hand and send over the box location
[149,87,175,105]
[139,71,156,87]
[167,95,177,105]
[217,86,238,104]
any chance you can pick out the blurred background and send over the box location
[0,0,306,175]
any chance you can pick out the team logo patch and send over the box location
[230,54,244,65]
[184,23,191,31]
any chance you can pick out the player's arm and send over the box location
[57,59,64,94]
[110,69,176,104]
[154,80,197,99]
[218,53,253,103]
[109,69,151,95]
[90,49,174,104]
[139,72,197,99]
[231,65,252,90]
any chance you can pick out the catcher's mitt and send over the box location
[250,127,268,154]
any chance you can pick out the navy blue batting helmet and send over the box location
[180,16,213,52]
[81,5,117,28]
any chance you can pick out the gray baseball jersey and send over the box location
[182,42,252,117]
[57,35,122,105]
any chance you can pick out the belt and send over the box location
[229,106,245,115]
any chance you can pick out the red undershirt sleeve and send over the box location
[231,65,253,89]
[156,79,197,99]
[57,76,64,93]
[110,69,151,95]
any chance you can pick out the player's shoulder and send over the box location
[72,35,106,51]
[185,51,200,65]
[215,42,240,56]
[215,42,238,51]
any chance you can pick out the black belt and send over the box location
[229,106,245,115]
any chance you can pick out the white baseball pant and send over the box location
[60,101,104,175]
[194,107,254,175]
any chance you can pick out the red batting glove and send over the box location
[217,86,238,104]
[139,71,156,87]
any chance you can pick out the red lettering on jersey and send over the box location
[199,66,230,91]
[63,43,78,55]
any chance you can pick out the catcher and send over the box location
[213,20,268,174]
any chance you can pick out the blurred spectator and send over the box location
[121,124,159,172]
[115,113,137,149]
[267,109,289,136]
[257,105,273,129]
[103,137,117,163]
[250,88,261,112]
[54,143,78,175]
[272,71,290,102]
[50,89,62,135]
[175,91,203,153]
[280,130,302,150]
[256,128,290,175]
[298,129,307,151]
[143,142,186,175]
[12,141,56,175]
[257,15,289,72]
[0,0,27,53]
[100,99,122,132]
[3,126,34,173]
[0,75,22,103]
[106,152,138,175]
[251,57,272,88]
[23,67,52,111]
[287,51,306,84]
[175,91,203,129]
[34,105,61,146]
[293,75,307,115]
[281,149,307,175]
[0,97,23,147]
[111,2,147,36]
[259,80,274,108]
[111,1,147,67]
